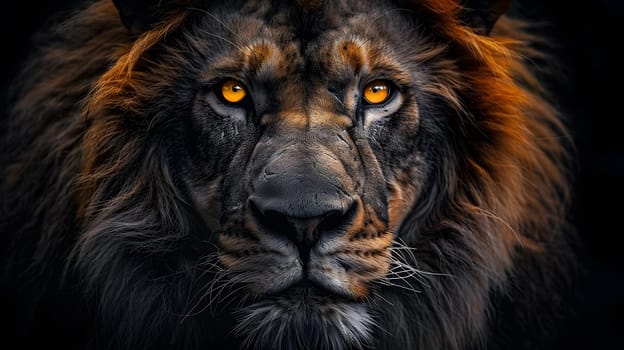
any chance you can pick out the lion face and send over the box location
[183,3,425,344]
[194,21,421,291]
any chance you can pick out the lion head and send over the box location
[1,0,574,349]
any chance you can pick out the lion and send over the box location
[1,0,575,349]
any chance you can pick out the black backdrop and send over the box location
[1,1,623,349]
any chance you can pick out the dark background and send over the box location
[1,1,623,348]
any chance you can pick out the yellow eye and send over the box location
[363,80,390,105]
[220,79,247,104]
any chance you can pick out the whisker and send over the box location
[377,279,422,295]
[180,269,230,321]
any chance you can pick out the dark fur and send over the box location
[1,0,575,349]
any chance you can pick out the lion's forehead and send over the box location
[197,3,414,124]
[221,10,410,77]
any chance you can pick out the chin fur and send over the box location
[234,292,373,350]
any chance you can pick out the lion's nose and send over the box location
[247,154,357,261]
[248,194,357,262]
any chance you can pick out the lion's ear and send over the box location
[112,0,182,33]
[462,0,512,34]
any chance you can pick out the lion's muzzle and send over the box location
[248,144,358,263]
[214,126,393,300]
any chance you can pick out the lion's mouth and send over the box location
[268,278,355,302]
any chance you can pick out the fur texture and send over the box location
[1,0,574,349]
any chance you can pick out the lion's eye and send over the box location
[363,80,390,105]
[220,79,247,104]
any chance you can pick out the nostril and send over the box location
[317,210,344,233]
[316,202,358,235]
[248,199,294,238]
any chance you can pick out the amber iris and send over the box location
[363,80,390,105]
[221,79,247,103]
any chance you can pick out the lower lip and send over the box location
[275,280,335,299]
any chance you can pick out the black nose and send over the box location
[247,157,357,260]
[248,196,356,261]
[249,194,355,238]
